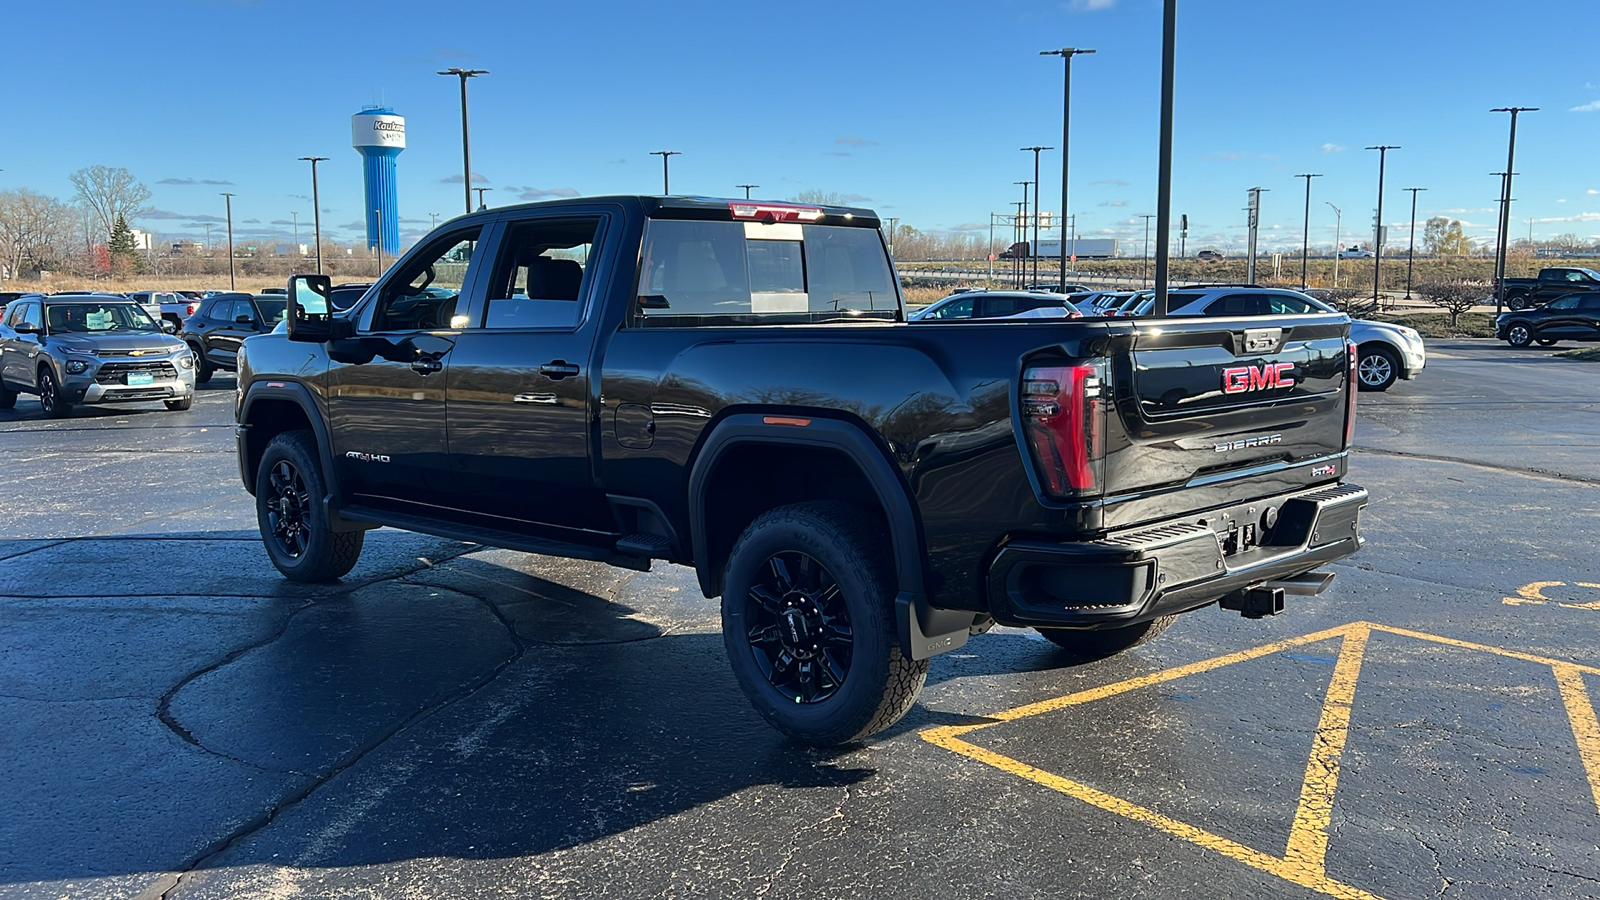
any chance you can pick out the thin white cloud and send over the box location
[1320,143,1345,153]
[1068,0,1115,9]
[1570,99,1600,112]
[836,136,878,147]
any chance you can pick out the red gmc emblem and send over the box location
[1222,362,1296,394]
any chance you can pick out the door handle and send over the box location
[539,361,581,379]
[410,358,444,375]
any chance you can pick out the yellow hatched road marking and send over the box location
[1501,580,1600,610]
[922,620,1600,900]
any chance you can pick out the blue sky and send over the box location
[4,0,1597,254]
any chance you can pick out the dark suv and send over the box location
[180,293,287,382]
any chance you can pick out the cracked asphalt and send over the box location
[2,339,1598,900]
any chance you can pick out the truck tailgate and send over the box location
[1103,314,1351,506]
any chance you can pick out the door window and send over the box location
[1578,296,1600,310]
[924,297,975,320]
[230,300,256,322]
[1266,294,1316,314]
[1204,294,1270,316]
[981,297,1019,317]
[370,228,482,332]
[1546,295,1581,310]
[481,218,601,330]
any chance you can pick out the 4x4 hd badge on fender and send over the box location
[345,451,391,463]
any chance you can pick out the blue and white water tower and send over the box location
[351,107,405,256]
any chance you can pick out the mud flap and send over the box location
[897,592,973,661]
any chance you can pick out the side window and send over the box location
[371,227,482,332]
[231,300,256,321]
[481,218,601,330]
[1266,294,1315,314]
[1579,295,1600,310]
[1547,295,1580,310]
[20,303,43,330]
[1567,271,1585,283]
[981,297,1019,317]
[1204,294,1270,316]
[925,297,975,320]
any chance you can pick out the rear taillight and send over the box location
[1021,363,1105,497]
[186,303,197,316]
[1344,339,1358,447]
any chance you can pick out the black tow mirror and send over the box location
[287,274,353,342]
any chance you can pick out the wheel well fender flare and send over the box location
[238,380,339,500]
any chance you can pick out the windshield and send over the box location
[635,220,900,326]
[255,299,287,323]
[44,303,161,334]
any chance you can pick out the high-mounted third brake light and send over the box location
[1021,363,1105,497]
[729,203,824,223]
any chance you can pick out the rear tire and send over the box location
[1507,294,1529,311]
[37,367,73,418]
[1356,345,1399,392]
[721,501,928,746]
[1506,324,1534,348]
[255,429,364,582]
[1037,615,1176,662]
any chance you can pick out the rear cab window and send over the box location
[634,218,900,327]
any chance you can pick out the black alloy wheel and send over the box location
[1507,295,1529,311]
[38,368,71,418]
[265,459,312,559]
[745,551,854,704]
[1507,324,1534,348]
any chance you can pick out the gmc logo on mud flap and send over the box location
[1222,362,1296,394]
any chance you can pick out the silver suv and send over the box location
[0,294,198,417]
[1112,286,1426,391]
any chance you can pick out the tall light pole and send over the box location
[298,156,327,274]
[429,212,440,230]
[438,68,489,215]
[1365,145,1399,305]
[651,151,681,194]
[1403,187,1426,299]
[1014,181,1031,288]
[1491,107,1536,314]
[1245,187,1267,284]
[220,192,236,290]
[291,211,299,252]
[1327,202,1343,288]
[474,187,492,210]
[1295,174,1321,289]
[737,184,759,199]
[1041,47,1095,287]
[1021,146,1052,285]
[1149,0,1176,316]
[1140,214,1156,286]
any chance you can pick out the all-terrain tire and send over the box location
[721,501,928,746]
[255,429,364,582]
[1037,615,1177,662]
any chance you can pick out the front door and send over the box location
[444,213,615,538]
[327,225,487,512]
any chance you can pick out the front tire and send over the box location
[1037,615,1176,661]
[1356,345,1399,392]
[190,345,213,384]
[1536,338,1558,347]
[255,430,364,582]
[721,501,928,746]
[1506,323,1534,348]
[37,368,73,418]
[165,396,193,411]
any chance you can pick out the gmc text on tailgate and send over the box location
[234,196,1368,745]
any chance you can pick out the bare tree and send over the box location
[1417,280,1483,329]
[0,189,78,278]
[69,165,152,244]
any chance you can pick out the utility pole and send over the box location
[203,223,213,255]
[1014,182,1031,288]
[1041,48,1095,293]
[1149,0,1176,317]
[650,151,681,194]
[438,68,489,216]
[291,211,299,253]
[1403,187,1426,299]
[737,184,759,199]
[429,212,439,230]
[1327,202,1342,288]
[1021,146,1052,286]
[1365,145,1399,305]
[1245,187,1267,284]
[474,187,492,210]
[298,156,328,274]
[1491,107,1536,314]
[1179,213,1187,260]
[988,213,996,285]
[220,192,236,290]
[1295,174,1322,289]
[1140,214,1156,286]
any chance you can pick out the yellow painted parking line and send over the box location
[923,621,1600,900]
[1501,579,1600,610]
[1554,664,1600,815]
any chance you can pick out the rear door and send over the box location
[1105,311,1350,501]
[1580,295,1600,337]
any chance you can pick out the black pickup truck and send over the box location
[1497,266,1600,310]
[236,196,1367,745]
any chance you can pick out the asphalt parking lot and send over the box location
[3,339,1598,900]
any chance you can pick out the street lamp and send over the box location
[1140,214,1156,287]
[298,156,328,274]
[1365,145,1400,306]
[291,211,299,252]
[1245,187,1267,284]
[1491,107,1537,314]
[1403,187,1426,299]
[1014,181,1032,288]
[1295,174,1322,289]
[474,187,492,211]
[1149,0,1177,317]
[220,192,236,290]
[429,212,440,230]
[438,68,489,215]
[1040,47,1095,288]
[650,151,681,194]
[1020,146,1053,285]
[1326,202,1343,288]
[737,184,759,199]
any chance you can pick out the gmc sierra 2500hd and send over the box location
[235,196,1367,745]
